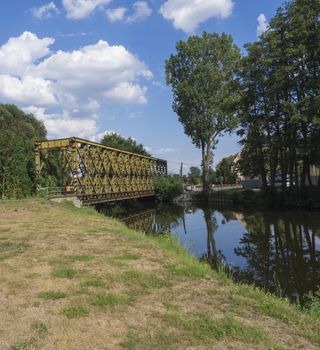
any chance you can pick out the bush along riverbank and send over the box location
[187,187,320,209]
[0,198,320,349]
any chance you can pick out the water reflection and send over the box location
[199,207,225,269]
[232,211,320,303]
[122,204,185,234]
[102,202,320,303]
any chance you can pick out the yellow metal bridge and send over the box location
[35,137,167,204]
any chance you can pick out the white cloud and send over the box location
[104,82,147,104]
[62,0,111,19]
[33,39,152,107]
[106,7,127,22]
[0,31,54,76]
[0,75,55,106]
[31,2,59,19]
[127,1,152,22]
[257,13,268,36]
[57,32,90,37]
[90,130,121,142]
[106,2,151,23]
[155,147,176,154]
[24,106,98,138]
[160,0,233,33]
[44,116,98,138]
[0,32,153,139]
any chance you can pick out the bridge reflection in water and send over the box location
[114,203,320,304]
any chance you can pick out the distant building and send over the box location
[305,165,320,186]
[233,151,320,187]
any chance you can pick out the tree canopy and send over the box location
[0,104,46,198]
[165,32,241,191]
[238,0,320,189]
[100,132,150,157]
[187,166,202,185]
[215,155,237,184]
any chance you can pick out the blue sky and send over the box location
[0,0,283,173]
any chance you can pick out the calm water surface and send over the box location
[105,202,320,303]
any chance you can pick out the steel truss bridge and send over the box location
[35,137,167,204]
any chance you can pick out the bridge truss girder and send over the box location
[35,137,167,204]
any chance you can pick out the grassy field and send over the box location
[0,199,319,350]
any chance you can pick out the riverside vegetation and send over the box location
[0,198,319,350]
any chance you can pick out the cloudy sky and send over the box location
[0,0,282,173]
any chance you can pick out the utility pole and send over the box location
[180,162,183,178]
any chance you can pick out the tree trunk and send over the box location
[201,140,212,193]
[257,145,267,189]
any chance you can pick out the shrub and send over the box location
[153,175,183,202]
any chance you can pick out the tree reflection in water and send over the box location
[199,207,226,269]
[232,210,320,304]
[123,203,185,235]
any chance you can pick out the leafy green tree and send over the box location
[215,155,237,184]
[165,32,241,192]
[187,166,201,185]
[0,104,46,198]
[100,132,150,156]
[238,0,320,190]
[208,167,218,185]
[153,175,183,202]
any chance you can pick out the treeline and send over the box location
[186,157,237,186]
[238,0,320,189]
[0,104,47,198]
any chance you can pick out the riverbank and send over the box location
[0,199,319,349]
[181,187,320,209]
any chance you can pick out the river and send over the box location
[100,201,320,304]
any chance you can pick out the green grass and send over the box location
[162,301,180,312]
[121,312,269,349]
[10,341,29,350]
[82,276,105,288]
[164,261,211,279]
[31,321,48,336]
[69,254,93,262]
[51,267,78,279]
[308,288,320,320]
[38,290,67,300]
[120,330,140,349]
[113,253,140,261]
[61,305,89,319]
[162,311,268,345]
[0,241,28,261]
[231,284,320,345]
[89,292,134,310]
[48,257,67,266]
[105,253,140,267]
[0,227,11,233]
[121,270,169,290]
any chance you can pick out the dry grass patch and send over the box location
[0,199,319,350]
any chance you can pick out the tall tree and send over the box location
[215,155,237,184]
[187,166,201,185]
[165,32,241,192]
[238,0,320,189]
[100,132,150,157]
[0,104,46,198]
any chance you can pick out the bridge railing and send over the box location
[39,187,75,197]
